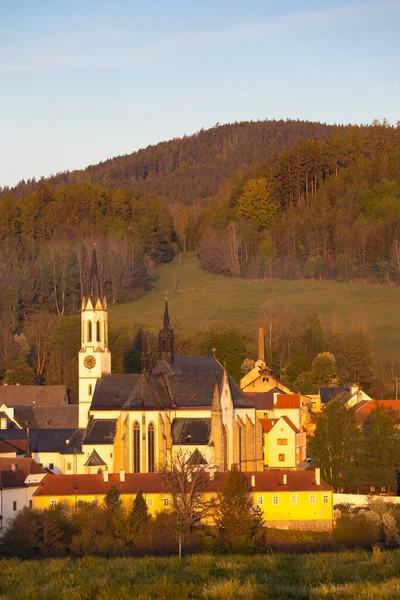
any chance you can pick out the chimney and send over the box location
[120,469,125,483]
[258,328,265,362]
[273,393,278,406]
[11,463,17,472]
[315,468,321,486]
[283,474,287,485]
[103,470,109,483]
[251,475,256,487]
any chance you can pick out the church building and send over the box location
[75,248,263,475]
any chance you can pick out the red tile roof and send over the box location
[0,457,46,489]
[240,470,331,492]
[33,469,331,497]
[355,400,400,423]
[259,418,279,434]
[275,394,302,409]
[33,473,167,497]
[0,457,46,476]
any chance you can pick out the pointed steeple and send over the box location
[163,297,170,330]
[89,243,101,299]
[158,295,174,364]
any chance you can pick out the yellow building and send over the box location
[259,416,307,469]
[32,468,333,531]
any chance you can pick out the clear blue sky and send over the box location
[0,0,398,188]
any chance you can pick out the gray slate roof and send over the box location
[320,387,352,405]
[13,405,78,429]
[0,385,68,407]
[60,429,85,455]
[83,417,117,445]
[91,375,141,409]
[171,418,211,445]
[91,357,254,413]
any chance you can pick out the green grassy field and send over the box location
[111,255,400,364]
[1,550,400,599]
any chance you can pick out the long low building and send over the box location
[32,468,333,531]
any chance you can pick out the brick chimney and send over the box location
[120,469,125,483]
[258,328,265,362]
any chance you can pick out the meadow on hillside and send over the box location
[111,255,400,365]
[1,549,400,599]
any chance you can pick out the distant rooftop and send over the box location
[0,385,68,407]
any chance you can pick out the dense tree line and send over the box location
[1,119,339,205]
[198,122,400,282]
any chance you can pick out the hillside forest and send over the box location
[0,119,399,400]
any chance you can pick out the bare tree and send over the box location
[390,239,400,278]
[158,449,215,558]
[25,310,57,384]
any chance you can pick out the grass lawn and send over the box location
[1,549,400,599]
[111,254,400,364]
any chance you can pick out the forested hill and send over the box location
[3,120,341,204]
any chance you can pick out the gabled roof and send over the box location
[123,374,171,410]
[0,457,46,489]
[259,416,300,435]
[83,418,117,445]
[171,418,211,445]
[84,449,106,467]
[13,405,79,429]
[92,362,254,413]
[0,385,68,407]
[186,448,207,465]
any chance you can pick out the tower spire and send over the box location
[89,243,101,299]
[163,293,170,330]
[158,295,174,364]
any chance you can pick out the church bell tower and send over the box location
[78,245,111,428]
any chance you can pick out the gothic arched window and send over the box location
[96,321,101,342]
[87,321,92,342]
[148,422,155,473]
[133,422,140,473]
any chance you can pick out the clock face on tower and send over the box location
[84,355,96,369]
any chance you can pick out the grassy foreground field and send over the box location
[111,255,400,363]
[1,550,400,599]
